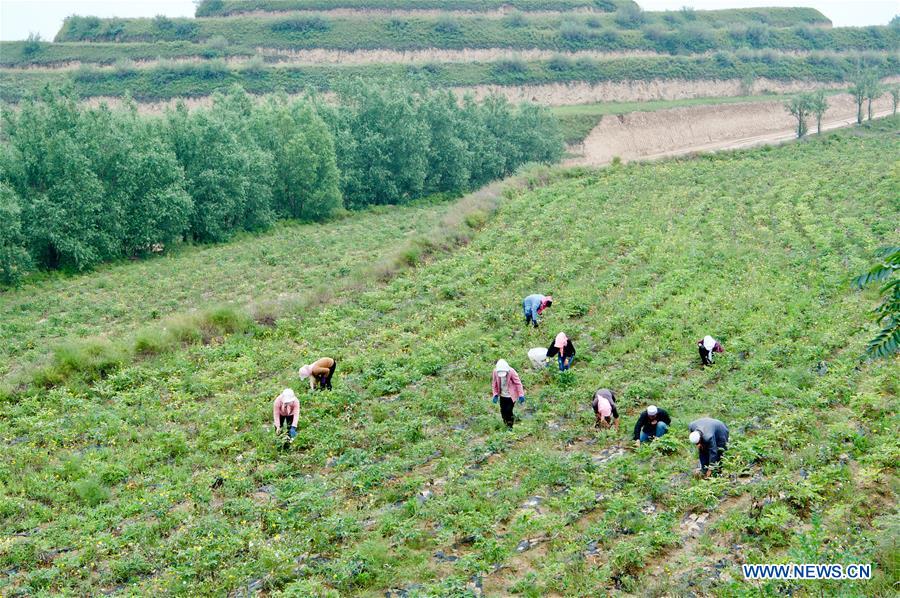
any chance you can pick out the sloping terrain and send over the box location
[1,119,897,596]
[573,91,896,164]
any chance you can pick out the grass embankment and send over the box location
[551,89,851,144]
[195,0,634,16]
[1,119,897,596]
[3,52,897,102]
[51,12,873,53]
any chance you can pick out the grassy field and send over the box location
[1,119,897,596]
[3,51,897,102]
[0,199,460,382]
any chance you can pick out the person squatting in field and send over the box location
[698,335,723,366]
[592,388,619,430]
[492,359,526,428]
[522,293,553,328]
[689,417,729,477]
[632,404,670,445]
[299,357,336,390]
[547,331,575,371]
[273,388,300,439]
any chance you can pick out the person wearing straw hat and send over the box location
[273,388,300,439]
[688,417,729,477]
[492,359,526,429]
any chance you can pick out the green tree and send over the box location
[4,88,119,270]
[0,182,32,285]
[863,75,881,121]
[512,102,565,164]
[330,82,430,208]
[250,95,342,221]
[785,93,812,138]
[165,101,275,242]
[808,90,828,134]
[420,90,473,194]
[848,71,868,125]
[854,246,900,359]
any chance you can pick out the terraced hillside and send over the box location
[1,1,896,106]
[1,119,897,596]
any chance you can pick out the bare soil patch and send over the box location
[571,92,896,166]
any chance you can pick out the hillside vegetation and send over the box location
[52,11,856,52]
[195,0,635,15]
[3,52,897,103]
[1,119,896,596]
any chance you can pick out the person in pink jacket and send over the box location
[273,388,300,439]
[492,359,526,429]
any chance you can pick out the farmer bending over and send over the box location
[492,359,525,429]
[633,405,670,446]
[522,294,553,328]
[547,332,575,372]
[688,417,729,478]
[592,389,619,430]
[299,357,336,390]
[273,388,299,439]
[698,335,723,366]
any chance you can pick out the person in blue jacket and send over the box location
[522,294,553,328]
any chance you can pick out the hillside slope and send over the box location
[1,120,897,596]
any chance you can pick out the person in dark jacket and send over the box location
[591,389,619,430]
[546,332,575,371]
[632,405,671,445]
[698,335,723,366]
[688,417,729,477]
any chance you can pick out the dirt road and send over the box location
[569,93,896,166]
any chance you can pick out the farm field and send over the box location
[0,200,458,382]
[1,119,897,596]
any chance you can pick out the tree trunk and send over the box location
[817,115,822,134]
[857,101,863,124]
[867,98,873,121]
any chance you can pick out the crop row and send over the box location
[1,122,896,594]
[2,52,897,103]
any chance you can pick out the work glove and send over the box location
[518,396,526,404]
[289,426,297,439]
[492,395,499,404]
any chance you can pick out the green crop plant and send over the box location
[0,119,896,596]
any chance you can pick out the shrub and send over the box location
[560,21,592,43]
[503,11,527,28]
[73,477,110,506]
[271,16,331,33]
[614,4,646,29]
[22,32,41,56]
[435,16,461,35]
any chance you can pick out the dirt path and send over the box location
[569,93,896,166]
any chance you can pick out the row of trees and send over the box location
[784,71,899,138]
[0,84,562,283]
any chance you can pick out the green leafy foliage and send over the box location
[0,120,896,595]
[0,85,560,280]
[854,246,900,358]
